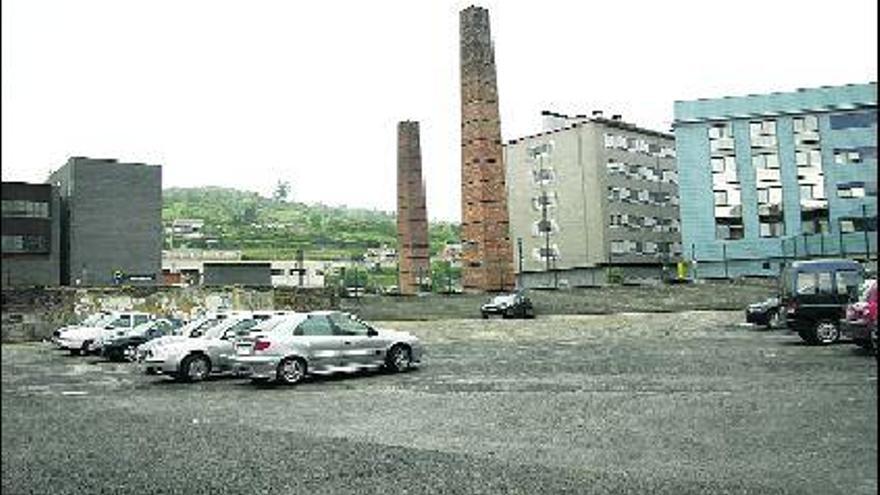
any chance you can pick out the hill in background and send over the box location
[162,187,460,261]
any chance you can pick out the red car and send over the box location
[841,279,877,351]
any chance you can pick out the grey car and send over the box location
[233,311,423,385]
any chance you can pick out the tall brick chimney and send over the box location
[396,121,430,295]
[459,6,515,293]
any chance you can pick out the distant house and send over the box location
[364,245,398,269]
[161,249,328,288]
[439,243,462,268]
[170,219,205,239]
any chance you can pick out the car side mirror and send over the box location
[367,328,378,337]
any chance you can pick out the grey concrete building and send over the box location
[505,111,682,287]
[203,262,271,286]
[48,157,162,286]
[1,182,61,286]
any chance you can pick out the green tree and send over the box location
[272,180,291,202]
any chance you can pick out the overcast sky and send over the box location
[2,0,877,221]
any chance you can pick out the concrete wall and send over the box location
[1,286,338,342]
[203,263,272,286]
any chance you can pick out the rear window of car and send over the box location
[796,272,834,295]
[294,316,334,336]
[109,315,132,328]
[836,271,862,299]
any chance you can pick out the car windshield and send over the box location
[200,318,249,339]
[249,315,307,335]
[187,318,223,338]
[80,313,109,326]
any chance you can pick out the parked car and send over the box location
[56,311,154,355]
[139,312,298,381]
[745,297,781,328]
[51,311,113,347]
[841,279,877,351]
[100,318,183,362]
[233,311,423,385]
[481,292,535,319]
[780,259,864,345]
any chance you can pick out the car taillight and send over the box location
[254,340,271,351]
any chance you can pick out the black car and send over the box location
[101,318,182,361]
[781,259,864,345]
[745,297,781,328]
[481,292,535,319]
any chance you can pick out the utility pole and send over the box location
[517,237,523,289]
[447,260,452,294]
[722,243,729,279]
[540,153,551,278]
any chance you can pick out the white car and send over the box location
[139,311,298,382]
[51,311,113,347]
[233,311,423,385]
[136,310,284,359]
[56,312,154,355]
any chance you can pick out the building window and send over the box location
[834,147,876,165]
[1,234,49,254]
[839,217,877,233]
[532,192,558,211]
[532,169,555,185]
[1,200,50,218]
[532,219,559,236]
[837,182,866,198]
[829,111,877,130]
[533,246,560,261]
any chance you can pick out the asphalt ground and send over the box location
[2,311,877,494]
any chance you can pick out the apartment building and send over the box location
[675,82,877,277]
[505,111,681,287]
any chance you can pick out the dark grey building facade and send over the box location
[203,262,272,286]
[48,157,162,286]
[1,182,61,286]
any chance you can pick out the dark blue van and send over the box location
[780,259,864,345]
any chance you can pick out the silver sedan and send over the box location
[233,311,422,385]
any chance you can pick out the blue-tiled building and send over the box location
[674,83,877,277]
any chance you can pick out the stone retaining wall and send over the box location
[1,286,338,342]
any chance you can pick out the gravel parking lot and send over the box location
[2,311,877,494]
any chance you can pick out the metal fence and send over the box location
[686,231,877,280]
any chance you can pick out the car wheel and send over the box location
[813,320,840,345]
[481,312,489,319]
[80,340,93,355]
[106,348,124,362]
[179,354,211,382]
[276,357,306,385]
[767,310,781,329]
[123,345,138,362]
[385,344,412,373]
